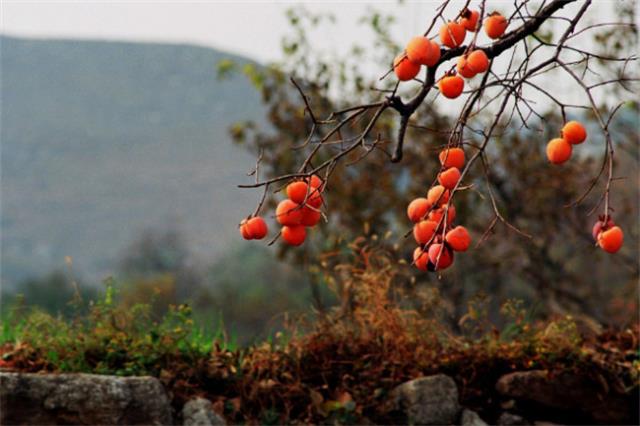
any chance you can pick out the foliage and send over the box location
[1,244,637,423]
[228,4,639,325]
[0,279,227,376]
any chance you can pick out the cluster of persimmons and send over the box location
[393,9,508,97]
[240,6,624,267]
[240,176,325,245]
[408,147,471,272]
[545,120,624,253]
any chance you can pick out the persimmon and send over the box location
[424,41,441,67]
[406,36,434,66]
[428,205,455,225]
[413,247,430,271]
[286,181,310,204]
[546,138,572,164]
[597,226,624,253]
[428,243,454,270]
[438,75,464,99]
[461,9,480,32]
[306,193,323,209]
[428,208,443,223]
[592,216,615,240]
[427,185,450,206]
[438,167,461,189]
[562,121,587,144]
[394,54,421,81]
[456,55,477,79]
[275,199,303,226]
[246,216,268,239]
[484,12,508,39]
[446,205,456,224]
[467,50,489,73]
[445,225,471,251]
[439,21,466,48]
[306,174,325,191]
[239,219,253,240]
[281,225,306,246]
[300,206,322,227]
[439,147,465,169]
[413,220,438,245]
[407,197,432,223]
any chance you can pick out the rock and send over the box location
[460,409,488,426]
[496,370,633,424]
[0,372,172,425]
[496,412,531,425]
[182,397,226,425]
[389,374,460,425]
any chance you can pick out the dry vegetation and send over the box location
[2,240,637,424]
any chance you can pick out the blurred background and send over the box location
[1,1,638,344]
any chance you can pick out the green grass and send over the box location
[0,280,238,375]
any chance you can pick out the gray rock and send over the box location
[0,372,172,425]
[182,397,226,425]
[496,412,531,425]
[460,409,488,426]
[389,374,460,425]
[496,370,633,424]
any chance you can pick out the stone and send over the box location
[460,408,488,426]
[0,372,172,425]
[496,369,633,424]
[388,374,460,425]
[182,397,226,425]
[496,412,531,425]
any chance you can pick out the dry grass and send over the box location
[1,241,638,424]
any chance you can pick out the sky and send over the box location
[3,1,637,91]
[2,1,637,117]
[2,1,437,64]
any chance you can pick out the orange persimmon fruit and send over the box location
[275,199,303,226]
[300,206,322,227]
[406,36,434,66]
[561,121,587,145]
[286,181,310,204]
[439,147,466,169]
[461,9,480,32]
[484,12,508,39]
[438,167,461,189]
[394,54,421,81]
[592,216,615,240]
[407,197,432,223]
[413,220,438,245]
[413,247,430,271]
[438,74,465,99]
[428,243,454,270]
[457,55,477,78]
[239,219,253,240]
[467,49,489,73]
[445,226,471,251]
[439,21,466,48]
[424,41,441,67]
[546,138,572,164]
[281,225,306,246]
[597,226,623,253]
[306,175,324,191]
[246,216,268,239]
[427,185,450,206]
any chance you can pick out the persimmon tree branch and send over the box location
[239,0,637,257]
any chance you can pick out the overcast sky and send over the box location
[4,1,635,64]
[2,1,637,110]
[2,1,442,63]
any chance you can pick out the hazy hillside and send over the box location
[1,36,264,286]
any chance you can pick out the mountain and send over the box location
[1,36,265,286]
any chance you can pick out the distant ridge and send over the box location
[1,35,265,285]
